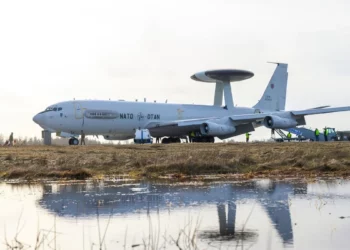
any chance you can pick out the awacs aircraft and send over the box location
[33,63,350,145]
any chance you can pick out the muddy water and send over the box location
[1,179,350,250]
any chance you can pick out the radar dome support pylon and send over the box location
[191,69,254,110]
[223,81,234,109]
[214,82,224,106]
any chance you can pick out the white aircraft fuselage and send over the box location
[33,100,255,139]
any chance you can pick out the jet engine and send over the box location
[200,122,236,136]
[263,115,298,129]
[56,132,78,138]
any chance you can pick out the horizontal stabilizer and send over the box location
[311,105,330,109]
[292,106,350,116]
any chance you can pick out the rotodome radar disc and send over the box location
[191,69,254,83]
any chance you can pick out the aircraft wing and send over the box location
[148,107,350,128]
[146,106,350,137]
[146,117,218,137]
[146,115,257,138]
[291,106,350,116]
[229,106,350,124]
[146,117,216,129]
[229,113,267,124]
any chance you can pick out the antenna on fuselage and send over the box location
[144,98,146,102]
[190,69,254,110]
[136,99,138,102]
[165,99,168,103]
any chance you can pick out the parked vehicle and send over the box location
[134,129,153,144]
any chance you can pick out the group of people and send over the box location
[280,127,331,142]
[282,127,331,142]
[3,128,332,146]
[246,127,331,143]
[65,126,335,145]
[314,128,330,141]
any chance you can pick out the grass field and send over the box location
[1,142,350,180]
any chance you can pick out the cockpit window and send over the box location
[39,106,62,114]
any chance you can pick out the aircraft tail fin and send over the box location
[253,63,288,111]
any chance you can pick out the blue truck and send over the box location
[274,127,340,142]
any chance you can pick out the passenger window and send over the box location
[53,107,57,111]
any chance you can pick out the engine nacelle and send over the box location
[56,132,78,138]
[104,135,133,140]
[200,122,236,136]
[263,115,298,129]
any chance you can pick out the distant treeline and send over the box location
[0,134,109,146]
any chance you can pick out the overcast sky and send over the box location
[1,0,350,141]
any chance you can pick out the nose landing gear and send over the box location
[68,137,79,145]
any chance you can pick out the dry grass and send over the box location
[1,142,350,180]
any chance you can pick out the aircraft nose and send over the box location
[33,113,42,124]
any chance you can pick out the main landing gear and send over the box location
[161,137,181,144]
[160,136,215,144]
[191,136,215,143]
[69,137,79,145]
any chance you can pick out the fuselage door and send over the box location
[74,102,85,119]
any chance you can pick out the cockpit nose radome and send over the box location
[33,113,42,124]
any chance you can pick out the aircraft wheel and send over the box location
[161,138,170,144]
[68,138,73,145]
[170,137,181,143]
[194,137,203,143]
[194,137,204,143]
[205,137,212,143]
[71,138,79,145]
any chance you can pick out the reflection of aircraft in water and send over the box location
[259,182,294,245]
[38,180,307,246]
[202,181,298,245]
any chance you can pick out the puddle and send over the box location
[1,179,350,249]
